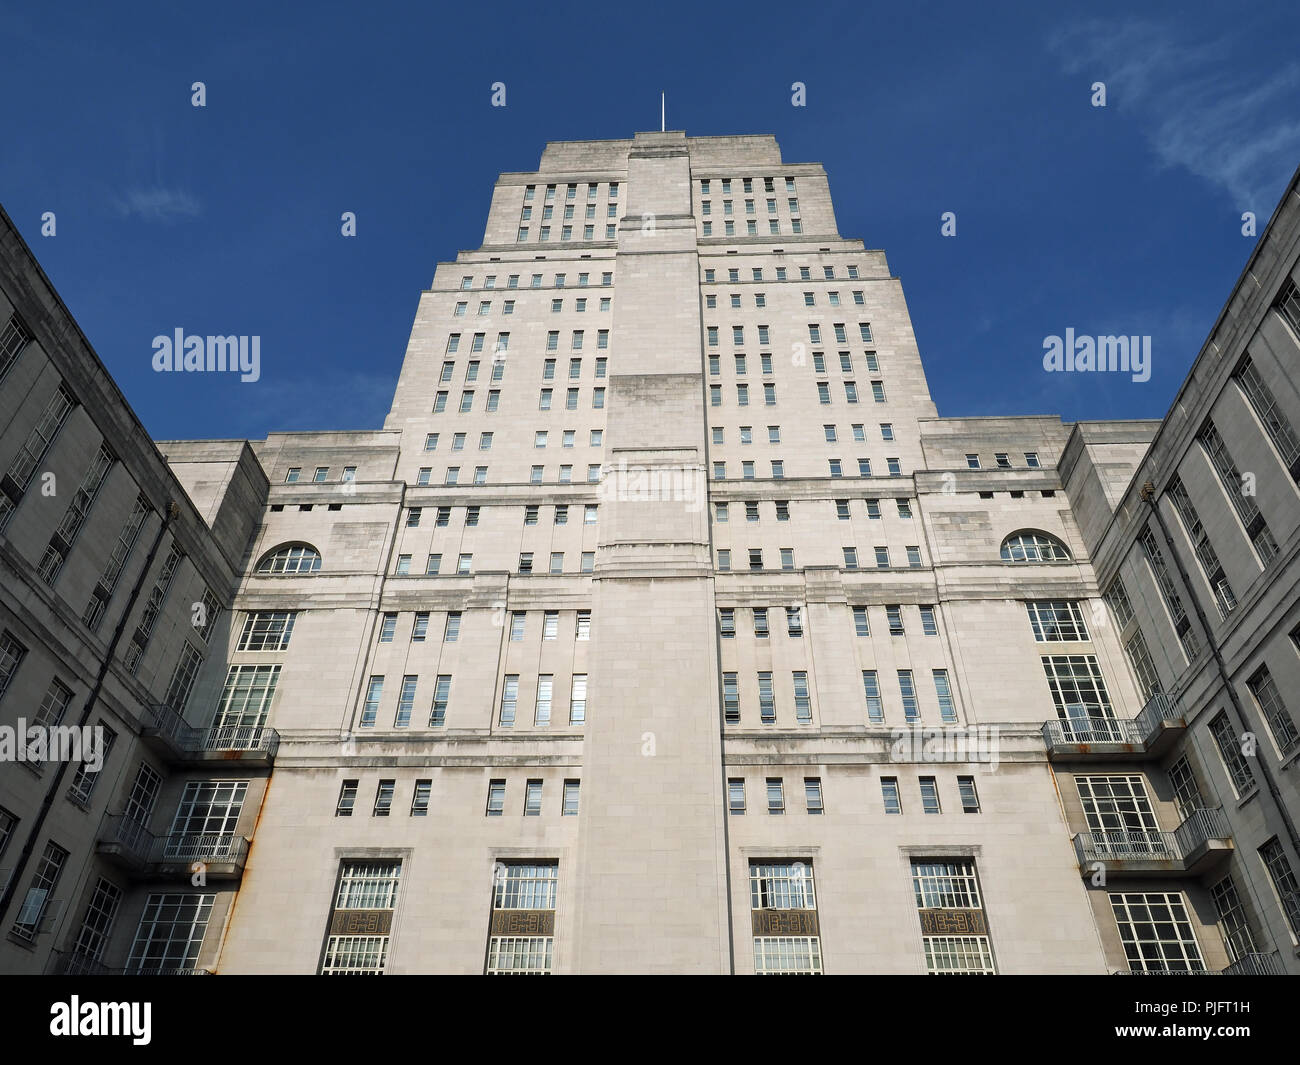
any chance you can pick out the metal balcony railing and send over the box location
[147,704,279,758]
[1173,806,1233,856]
[1221,952,1284,976]
[1044,692,1187,754]
[1076,828,1176,863]
[48,950,122,976]
[1075,807,1231,867]
[154,832,248,865]
[1133,690,1185,738]
[98,814,157,864]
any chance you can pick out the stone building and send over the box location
[0,131,1296,974]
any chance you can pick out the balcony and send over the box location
[47,951,213,975]
[1221,951,1285,975]
[1115,951,1284,975]
[95,814,156,873]
[1043,692,1186,761]
[95,814,248,879]
[149,832,249,880]
[141,704,279,767]
[1074,807,1233,877]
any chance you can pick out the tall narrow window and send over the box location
[912,860,996,973]
[750,862,821,974]
[319,861,400,974]
[485,864,558,975]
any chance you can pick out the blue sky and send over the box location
[1,0,1297,441]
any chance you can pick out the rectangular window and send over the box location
[862,670,883,722]
[933,670,956,723]
[1110,892,1205,972]
[1200,419,1279,564]
[728,778,746,814]
[238,611,298,651]
[11,840,68,940]
[1248,665,1300,756]
[524,780,543,816]
[1210,874,1259,963]
[569,675,587,725]
[1210,711,1256,797]
[430,675,451,727]
[758,672,776,724]
[1025,600,1089,642]
[723,673,740,724]
[899,670,918,722]
[804,777,823,814]
[127,892,215,974]
[486,863,557,974]
[1259,838,1300,939]
[500,676,518,727]
[958,776,980,813]
[881,778,901,814]
[919,777,941,814]
[912,860,995,973]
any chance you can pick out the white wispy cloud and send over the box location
[113,186,202,222]
[1048,19,1300,209]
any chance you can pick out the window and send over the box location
[69,876,122,965]
[1248,665,1299,756]
[126,892,215,974]
[1210,711,1256,797]
[430,675,451,727]
[499,677,518,727]
[719,608,735,638]
[958,776,980,813]
[758,672,776,724]
[1168,477,1235,618]
[405,780,432,817]
[919,777,941,814]
[562,780,580,817]
[933,670,956,722]
[1138,525,1200,660]
[372,779,395,816]
[486,863,558,974]
[1025,600,1089,642]
[920,603,941,637]
[255,543,321,575]
[881,777,901,814]
[1000,531,1070,563]
[1110,892,1205,972]
[12,841,68,940]
[1259,838,1300,939]
[749,862,821,972]
[569,675,587,724]
[522,780,543,821]
[486,780,506,816]
[886,605,904,636]
[899,670,918,722]
[912,860,996,973]
[722,673,740,724]
[853,606,870,637]
[728,778,746,814]
[1234,355,1300,476]
[766,778,785,814]
[793,673,811,723]
[535,676,553,726]
[1200,419,1279,564]
[843,547,859,569]
[543,611,558,639]
[785,607,803,637]
[1042,655,1113,730]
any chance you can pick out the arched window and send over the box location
[1000,531,1071,563]
[255,543,322,575]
